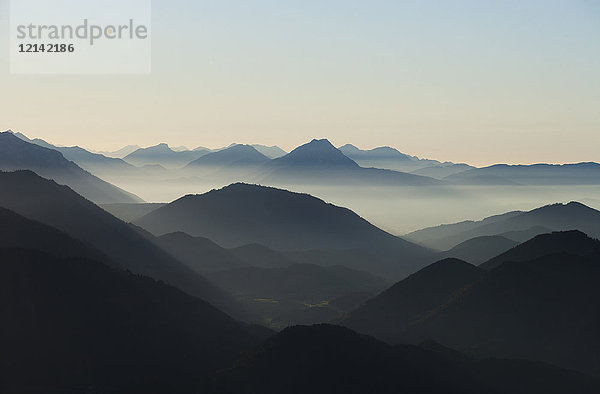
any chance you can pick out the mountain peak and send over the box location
[275,139,358,167]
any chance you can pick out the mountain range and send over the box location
[0,170,244,319]
[0,247,271,392]
[446,162,600,185]
[11,131,137,176]
[261,139,440,186]
[342,230,600,376]
[124,143,208,168]
[134,182,432,278]
[207,324,600,394]
[406,201,600,250]
[0,132,141,204]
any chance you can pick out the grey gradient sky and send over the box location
[0,0,598,166]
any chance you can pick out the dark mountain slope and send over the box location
[0,207,116,268]
[134,183,431,278]
[0,132,141,203]
[0,248,270,393]
[207,324,600,394]
[0,170,242,319]
[340,259,485,342]
[403,250,600,376]
[437,235,519,265]
[481,230,600,270]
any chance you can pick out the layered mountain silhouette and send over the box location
[480,230,600,270]
[0,206,117,268]
[338,143,474,177]
[124,143,207,168]
[207,324,600,394]
[261,139,439,185]
[434,235,519,265]
[0,170,243,319]
[446,162,600,185]
[406,201,600,250]
[12,131,136,176]
[0,248,271,393]
[134,183,432,278]
[341,258,485,341]
[343,231,600,376]
[0,132,141,203]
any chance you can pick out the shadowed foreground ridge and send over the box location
[0,248,270,393]
[342,231,600,376]
[206,324,600,394]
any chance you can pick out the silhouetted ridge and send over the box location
[0,206,117,268]
[0,248,270,392]
[207,324,600,394]
[344,231,600,376]
[406,201,600,249]
[481,230,600,270]
[124,143,206,168]
[274,139,359,167]
[0,170,244,319]
[0,132,141,203]
[341,258,484,342]
[134,183,431,278]
[436,235,519,264]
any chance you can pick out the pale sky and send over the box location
[0,0,598,166]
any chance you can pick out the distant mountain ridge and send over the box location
[124,143,207,168]
[11,131,136,175]
[187,144,270,168]
[406,201,600,250]
[261,139,440,186]
[0,132,141,204]
[446,162,600,185]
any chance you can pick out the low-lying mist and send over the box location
[102,173,600,236]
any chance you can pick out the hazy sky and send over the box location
[0,0,598,166]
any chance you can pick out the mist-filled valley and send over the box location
[1,129,600,393]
